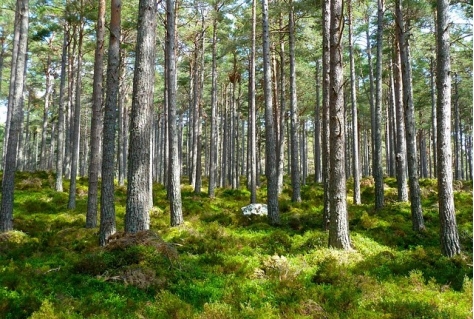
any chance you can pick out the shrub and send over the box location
[29,300,60,319]
[17,177,43,190]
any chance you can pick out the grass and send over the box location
[0,171,472,318]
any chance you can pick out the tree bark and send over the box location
[436,0,461,257]
[453,73,461,180]
[314,60,322,183]
[0,0,29,232]
[125,0,157,232]
[262,0,280,225]
[328,0,351,250]
[2,1,21,166]
[393,40,408,202]
[321,0,331,230]
[167,0,184,226]
[348,0,360,205]
[40,51,53,170]
[395,0,425,231]
[248,0,257,203]
[208,2,220,199]
[99,0,121,245]
[67,14,84,210]
[289,0,301,203]
[430,57,437,178]
[86,0,106,228]
[277,11,286,196]
[373,0,384,210]
[365,13,375,177]
[55,24,68,192]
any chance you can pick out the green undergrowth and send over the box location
[0,172,472,318]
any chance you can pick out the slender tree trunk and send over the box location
[453,73,461,180]
[430,57,437,178]
[262,0,280,225]
[314,60,322,183]
[393,41,408,202]
[0,0,29,232]
[125,0,157,232]
[248,0,257,203]
[321,0,331,230]
[289,0,301,202]
[436,0,461,257]
[117,51,127,186]
[79,105,88,177]
[2,1,21,166]
[348,0,360,204]
[373,0,384,210]
[277,12,286,196]
[365,14,375,177]
[20,94,31,171]
[86,0,106,228]
[419,130,428,178]
[208,3,220,198]
[194,20,205,194]
[395,0,425,231]
[0,33,5,102]
[55,26,68,192]
[328,0,351,250]
[68,14,84,210]
[99,0,121,245]
[387,88,396,177]
[167,0,184,226]
[65,26,77,179]
[40,53,53,170]
[48,122,56,171]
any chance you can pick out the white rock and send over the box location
[241,203,268,216]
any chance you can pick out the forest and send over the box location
[0,0,472,317]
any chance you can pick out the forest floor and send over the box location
[0,171,472,318]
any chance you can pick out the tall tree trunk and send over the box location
[289,0,301,203]
[387,89,396,177]
[393,41,408,202]
[314,60,322,183]
[277,12,286,196]
[55,26,68,192]
[248,0,257,203]
[68,14,84,210]
[262,0,280,225]
[2,1,21,166]
[328,0,351,250]
[125,0,157,232]
[117,50,127,186]
[99,0,121,245]
[453,73,461,180]
[348,0,360,204]
[0,32,6,102]
[208,3,221,199]
[430,57,437,178]
[64,26,77,179]
[40,52,53,170]
[419,130,428,178]
[167,0,184,226]
[321,0,330,230]
[395,0,425,231]
[373,0,384,210]
[0,0,29,232]
[436,0,461,257]
[20,93,31,171]
[86,0,106,228]
[79,106,88,177]
[194,19,205,194]
[365,14,375,177]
